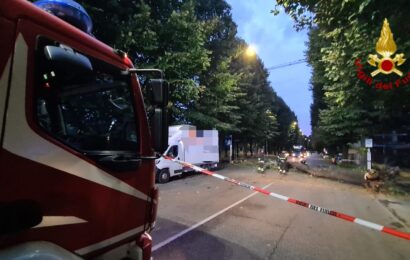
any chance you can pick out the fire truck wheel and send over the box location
[158,169,170,183]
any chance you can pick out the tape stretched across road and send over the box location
[163,156,410,241]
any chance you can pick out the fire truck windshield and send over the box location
[35,37,139,164]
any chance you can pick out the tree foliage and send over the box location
[62,0,299,153]
[275,0,410,150]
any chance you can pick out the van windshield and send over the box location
[165,145,178,158]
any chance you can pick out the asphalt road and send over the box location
[151,164,410,260]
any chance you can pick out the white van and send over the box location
[155,125,219,183]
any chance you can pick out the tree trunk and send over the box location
[236,141,239,160]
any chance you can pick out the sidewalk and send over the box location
[373,193,410,231]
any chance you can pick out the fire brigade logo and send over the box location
[355,18,410,90]
[368,19,406,77]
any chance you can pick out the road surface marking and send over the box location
[153,182,274,251]
[164,156,410,241]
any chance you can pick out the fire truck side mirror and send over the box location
[148,79,169,107]
[148,78,168,153]
[127,69,169,153]
[153,108,168,153]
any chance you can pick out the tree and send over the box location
[187,0,242,134]
[229,41,282,155]
[64,0,297,155]
[78,0,211,124]
[271,97,298,150]
[275,0,410,150]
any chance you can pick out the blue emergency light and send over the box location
[34,0,93,34]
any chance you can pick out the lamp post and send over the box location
[234,44,257,60]
[245,45,257,57]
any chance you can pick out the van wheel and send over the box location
[158,169,170,183]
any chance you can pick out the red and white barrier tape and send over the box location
[163,156,410,241]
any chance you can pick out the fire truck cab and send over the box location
[0,0,167,259]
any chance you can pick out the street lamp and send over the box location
[233,43,257,61]
[245,45,257,57]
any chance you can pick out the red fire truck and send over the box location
[0,0,168,259]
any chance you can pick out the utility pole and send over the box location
[225,135,233,164]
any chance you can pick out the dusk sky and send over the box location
[226,0,312,136]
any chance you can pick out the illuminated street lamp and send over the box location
[233,44,257,60]
[245,45,257,57]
